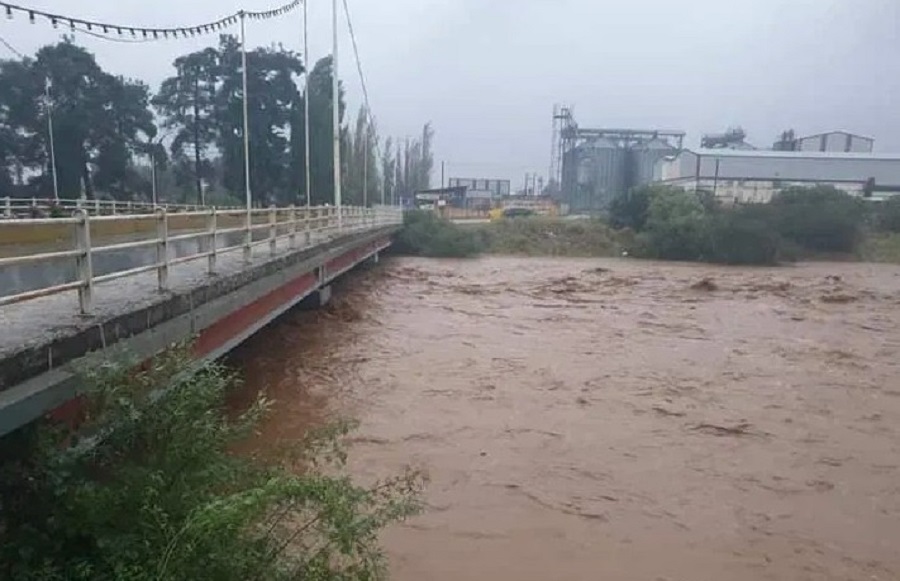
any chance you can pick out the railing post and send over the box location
[243,208,252,263]
[305,207,312,246]
[74,210,93,314]
[3,197,10,218]
[156,208,169,291]
[288,204,297,249]
[268,205,277,257]
[110,199,117,215]
[94,198,100,215]
[127,200,133,213]
[207,207,217,275]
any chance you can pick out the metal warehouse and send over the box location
[655,149,900,203]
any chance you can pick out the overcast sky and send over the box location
[1,0,898,188]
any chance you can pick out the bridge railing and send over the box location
[1,196,235,218]
[0,204,402,313]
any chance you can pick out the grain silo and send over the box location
[550,108,685,213]
[628,138,678,188]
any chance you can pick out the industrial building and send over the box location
[655,148,900,203]
[444,178,511,208]
[549,104,898,208]
[550,106,684,212]
[773,130,874,153]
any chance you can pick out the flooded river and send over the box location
[232,256,900,581]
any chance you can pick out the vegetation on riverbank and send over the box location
[610,184,890,265]
[397,187,900,265]
[0,348,423,581]
[395,210,627,258]
[474,217,626,257]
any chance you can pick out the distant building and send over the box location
[773,130,874,153]
[447,178,511,199]
[655,148,900,203]
[700,127,755,150]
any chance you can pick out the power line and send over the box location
[0,0,300,42]
[0,32,24,57]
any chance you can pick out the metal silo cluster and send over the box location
[551,108,685,214]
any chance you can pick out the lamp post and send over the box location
[43,77,59,201]
[332,0,342,226]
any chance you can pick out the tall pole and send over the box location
[303,0,311,209]
[441,161,445,188]
[150,149,157,206]
[363,108,368,207]
[44,78,59,201]
[332,0,342,225]
[240,12,252,216]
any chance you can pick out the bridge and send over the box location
[0,204,402,436]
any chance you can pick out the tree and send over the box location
[0,39,154,200]
[305,56,345,206]
[381,136,395,205]
[154,48,219,204]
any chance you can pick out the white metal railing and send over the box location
[1,196,236,218]
[0,204,402,313]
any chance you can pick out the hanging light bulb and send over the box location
[152,30,158,39]
[51,17,58,28]
[5,6,12,19]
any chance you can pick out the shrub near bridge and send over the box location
[395,209,484,257]
[0,348,423,581]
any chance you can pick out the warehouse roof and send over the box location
[681,148,900,161]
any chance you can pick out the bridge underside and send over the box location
[0,226,397,436]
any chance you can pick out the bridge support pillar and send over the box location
[299,285,332,310]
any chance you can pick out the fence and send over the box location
[1,196,232,218]
[0,205,401,313]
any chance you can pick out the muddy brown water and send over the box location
[231,256,900,581]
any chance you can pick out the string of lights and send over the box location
[0,0,300,41]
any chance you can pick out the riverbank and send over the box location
[405,211,900,265]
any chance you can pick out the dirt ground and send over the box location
[236,256,900,581]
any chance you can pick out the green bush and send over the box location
[871,196,900,233]
[706,205,782,265]
[770,186,864,253]
[0,348,423,581]
[609,185,692,232]
[638,189,711,261]
[395,210,484,257]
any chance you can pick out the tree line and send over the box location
[0,36,434,206]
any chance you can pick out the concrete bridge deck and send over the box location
[0,206,402,435]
